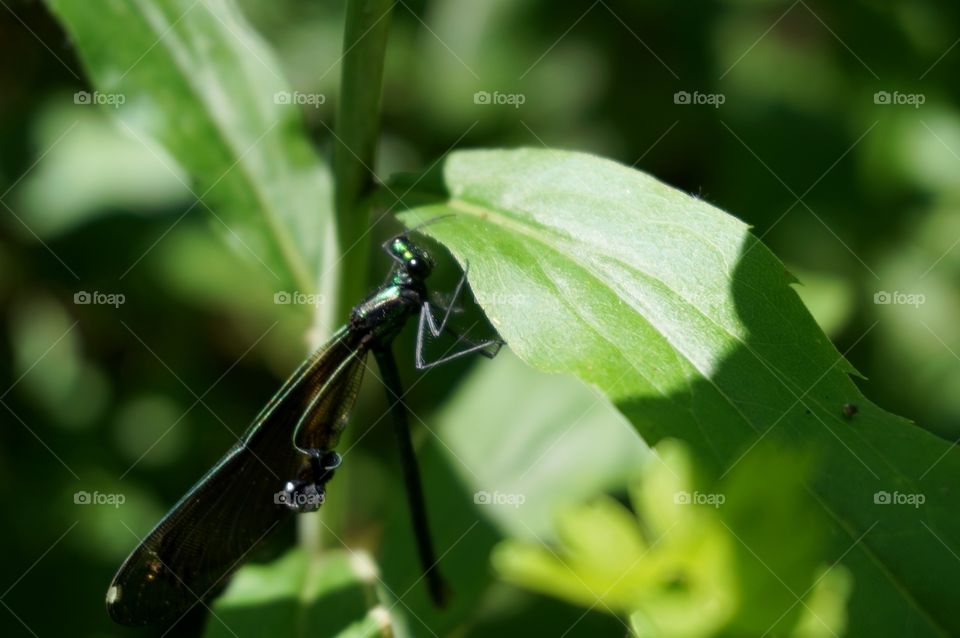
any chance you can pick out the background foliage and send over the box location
[2,0,959,636]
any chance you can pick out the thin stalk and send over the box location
[329,0,395,324]
[302,0,396,555]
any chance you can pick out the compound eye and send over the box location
[407,256,432,278]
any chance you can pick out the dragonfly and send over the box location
[106,227,503,626]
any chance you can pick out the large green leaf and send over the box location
[46,0,332,292]
[394,148,960,637]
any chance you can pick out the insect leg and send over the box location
[416,305,503,370]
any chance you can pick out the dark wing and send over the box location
[292,338,367,452]
[107,327,367,626]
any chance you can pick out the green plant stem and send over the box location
[331,0,395,321]
[303,0,396,556]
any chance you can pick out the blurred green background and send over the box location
[2,0,959,636]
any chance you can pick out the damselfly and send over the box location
[107,229,502,626]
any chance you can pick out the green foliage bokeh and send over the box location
[2,1,959,636]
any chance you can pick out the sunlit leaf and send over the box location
[16,104,190,236]
[206,549,394,638]
[46,0,333,292]
[495,440,738,638]
[496,439,844,637]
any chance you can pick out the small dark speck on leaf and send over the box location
[842,403,858,419]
